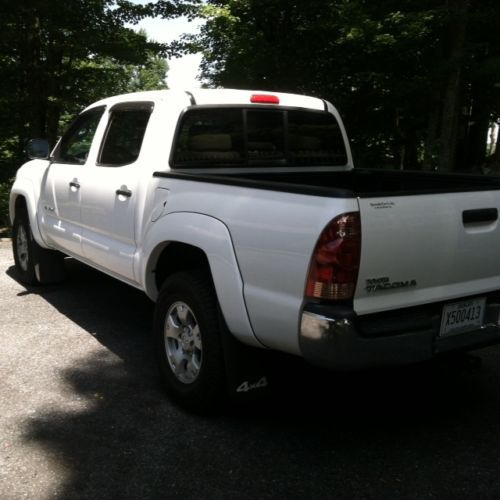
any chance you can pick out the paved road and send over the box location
[3,240,500,499]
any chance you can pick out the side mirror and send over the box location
[26,138,50,160]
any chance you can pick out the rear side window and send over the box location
[172,107,347,168]
[98,107,152,167]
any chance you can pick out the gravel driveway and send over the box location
[3,239,500,499]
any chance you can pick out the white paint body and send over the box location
[10,89,500,358]
[355,193,500,314]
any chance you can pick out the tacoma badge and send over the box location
[366,277,417,293]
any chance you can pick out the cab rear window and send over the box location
[172,107,347,168]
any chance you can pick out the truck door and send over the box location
[39,106,105,256]
[79,102,154,281]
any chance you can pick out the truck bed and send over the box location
[155,168,500,198]
[155,166,500,322]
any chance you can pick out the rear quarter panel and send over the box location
[154,177,358,355]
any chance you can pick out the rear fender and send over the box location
[141,212,261,348]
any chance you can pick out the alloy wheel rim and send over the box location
[164,301,202,384]
[17,224,29,272]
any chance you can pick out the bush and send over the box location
[0,179,12,234]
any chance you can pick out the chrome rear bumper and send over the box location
[299,298,500,370]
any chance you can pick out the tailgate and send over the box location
[355,191,500,315]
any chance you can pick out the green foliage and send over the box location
[125,56,169,93]
[56,52,169,133]
[0,179,12,231]
[0,0,186,180]
[190,0,500,171]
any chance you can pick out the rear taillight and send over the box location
[305,212,361,301]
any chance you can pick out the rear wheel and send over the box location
[154,271,226,413]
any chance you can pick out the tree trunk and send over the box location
[45,43,65,147]
[438,0,469,172]
[402,127,419,170]
[423,101,441,170]
[465,87,491,171]
[18,7,46,143]
[491,126,500,165]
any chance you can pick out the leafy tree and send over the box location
[190,0,500,172]
[126,54,169,93]
[0,0,191,229]
[0,0,192,182]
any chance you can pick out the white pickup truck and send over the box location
[10,89,500,411]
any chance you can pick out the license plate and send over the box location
[440,297,486,337]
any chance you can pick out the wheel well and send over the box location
[14,195,27,218]
[154,242,211,292]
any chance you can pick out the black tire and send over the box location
[12,208,38,284]
[12,207,65,285]
[153,271,226,414]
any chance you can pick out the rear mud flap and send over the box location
[219,316,275,403]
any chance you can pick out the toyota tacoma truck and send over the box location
[10,89,500,412]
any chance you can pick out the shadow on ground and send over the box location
[7,259,500,499]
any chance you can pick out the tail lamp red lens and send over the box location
[250,94,280,104]
[305,212,361,301]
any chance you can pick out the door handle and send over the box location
[69,181,80,189]
[116,188,132,198]
[463,208,498,224]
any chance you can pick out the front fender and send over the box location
[9,175,48,248]
[140,212,262,348]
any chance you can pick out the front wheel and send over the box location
[12,207,66,285]
[12,209,38,284]
[153,271,226,413]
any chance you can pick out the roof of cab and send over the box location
[85,88,326,112]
